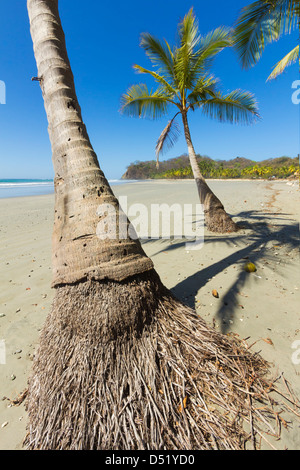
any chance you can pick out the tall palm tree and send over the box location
[120,9,260,233]
[25,0,287,450]
[233,0,299,80]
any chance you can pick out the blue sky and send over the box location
[0,0,299,180]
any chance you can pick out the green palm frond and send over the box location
[180,27,232,93]
[200,90,260,125]
[120,84,172,119]
[174,8,201,92]
[139,33,175,83]
[267,44,299,80]
[192,27,233,73]
[174,12,232,94]
[155,113,181,162]
[178,8,200,51]
[233,0,299,69]
[187,74,219,108]
[133,64,179,99]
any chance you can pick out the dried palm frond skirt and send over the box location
[24,270,297,450]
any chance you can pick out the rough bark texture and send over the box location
[27,0,153,287]
[182,111,239,233]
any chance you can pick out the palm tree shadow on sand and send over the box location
[142,209,299,334]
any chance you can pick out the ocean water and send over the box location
[0,179,54,199]
[0,179,136,199]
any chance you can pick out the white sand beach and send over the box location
[0,179,299,450]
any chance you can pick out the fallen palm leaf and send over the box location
[262,338,274,346]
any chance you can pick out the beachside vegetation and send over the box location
[123,155,299,180]
[120,8,260,233]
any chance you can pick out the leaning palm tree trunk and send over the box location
[182,111,238,233]
[24,0,295,450]
[27,0,152,286]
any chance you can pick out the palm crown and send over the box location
[120,8,260,162]
[233,0,299,80]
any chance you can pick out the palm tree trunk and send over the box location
[24,0,283,451]
[182,111,238,233]
[27,0,153,287]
